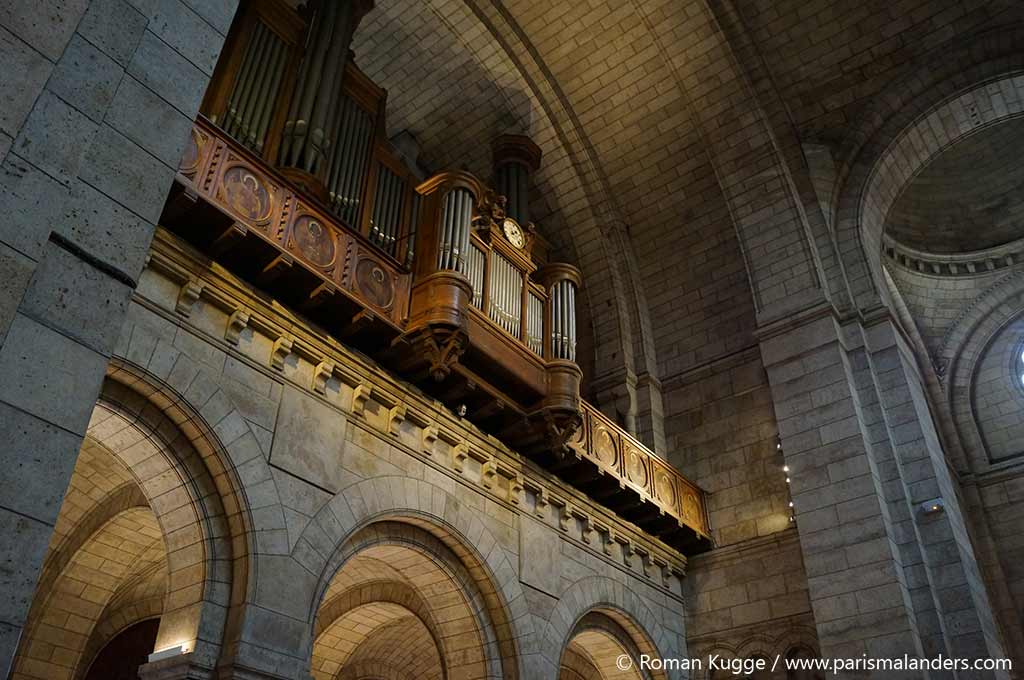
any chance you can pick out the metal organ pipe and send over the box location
[437,191,452,270]
[223,21,263,130]
[231,24,268,138]
[252,37,287,151]
[326,96,354,203]
[527,293,543,355]
[546,279,577,361]
[280,0,333,166]
[241,31,278,146]
[280,0,373,175]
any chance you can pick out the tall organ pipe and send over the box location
[253,38,287,151]
[280,0,374,176]
[240,32,279,146]
[224,22,264,130]
[492,135,542,227]
[280,1,333,165]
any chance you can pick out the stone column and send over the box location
[0,1,236,674]
[760,310,1010,674]
[278,0,374,197]
[759,312,926,661]
[862,317,1008,665]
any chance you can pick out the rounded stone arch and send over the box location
[13,345,275,679]
[287,475,538,679]
[542,575,677,680]
[96,354,285,668]
[830,23,1024,313]
[944,271,1024,472]
[79,564,167,679]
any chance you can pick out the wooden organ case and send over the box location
[160,0,712,554]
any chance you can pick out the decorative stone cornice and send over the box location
[883,233,1024,278]
[143,228,689,591]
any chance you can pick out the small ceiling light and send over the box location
[783,465,789,473]
[786,477,791,484]
[788,501,794,508]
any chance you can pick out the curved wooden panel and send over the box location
[580,402,710,539]
[176,120,410,327]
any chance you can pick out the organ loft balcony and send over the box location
[158,0,712,554]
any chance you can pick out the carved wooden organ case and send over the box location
[160,0,711,554]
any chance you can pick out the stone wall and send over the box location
[665,350,791,549]
[46,228,691,679]
[0,1,235,674]
[685,532,816,665]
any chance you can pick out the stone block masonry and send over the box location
[0,2,237,674]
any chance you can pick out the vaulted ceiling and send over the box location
[350,0,1023,390]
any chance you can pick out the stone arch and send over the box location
[14,347,283,679]
[688,624,819,680]
[945,271,1024,472]
[559,610,667,680]
[274,476,537,679]
[314,580,441,643]
[542,576,677,680]
[310,536,485,680]
[12,505,163,680]
[830,24,1024,313]
[78,561,167,680]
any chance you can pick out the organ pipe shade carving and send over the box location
[405,192,420,268]
[437,189,473,273]
[550,279,577,361]
[219,19,289,153]
[488,252,523,338]
[527,292,544,356]
[466,245,486,309]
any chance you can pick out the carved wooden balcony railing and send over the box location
[158,0,711,554]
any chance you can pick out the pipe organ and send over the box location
[162,0,711,554]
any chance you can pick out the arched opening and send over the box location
[10,366,250,680]
[310,520,515,680]
[558,610,666,680]
[82,619,160,680]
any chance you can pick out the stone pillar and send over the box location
[0,1,236,674]
[760,310,1010,673]
[863,317,1008,665]
[278,0,374,196]
[759,312,926,661]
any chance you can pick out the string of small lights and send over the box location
[779,438,795,524]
